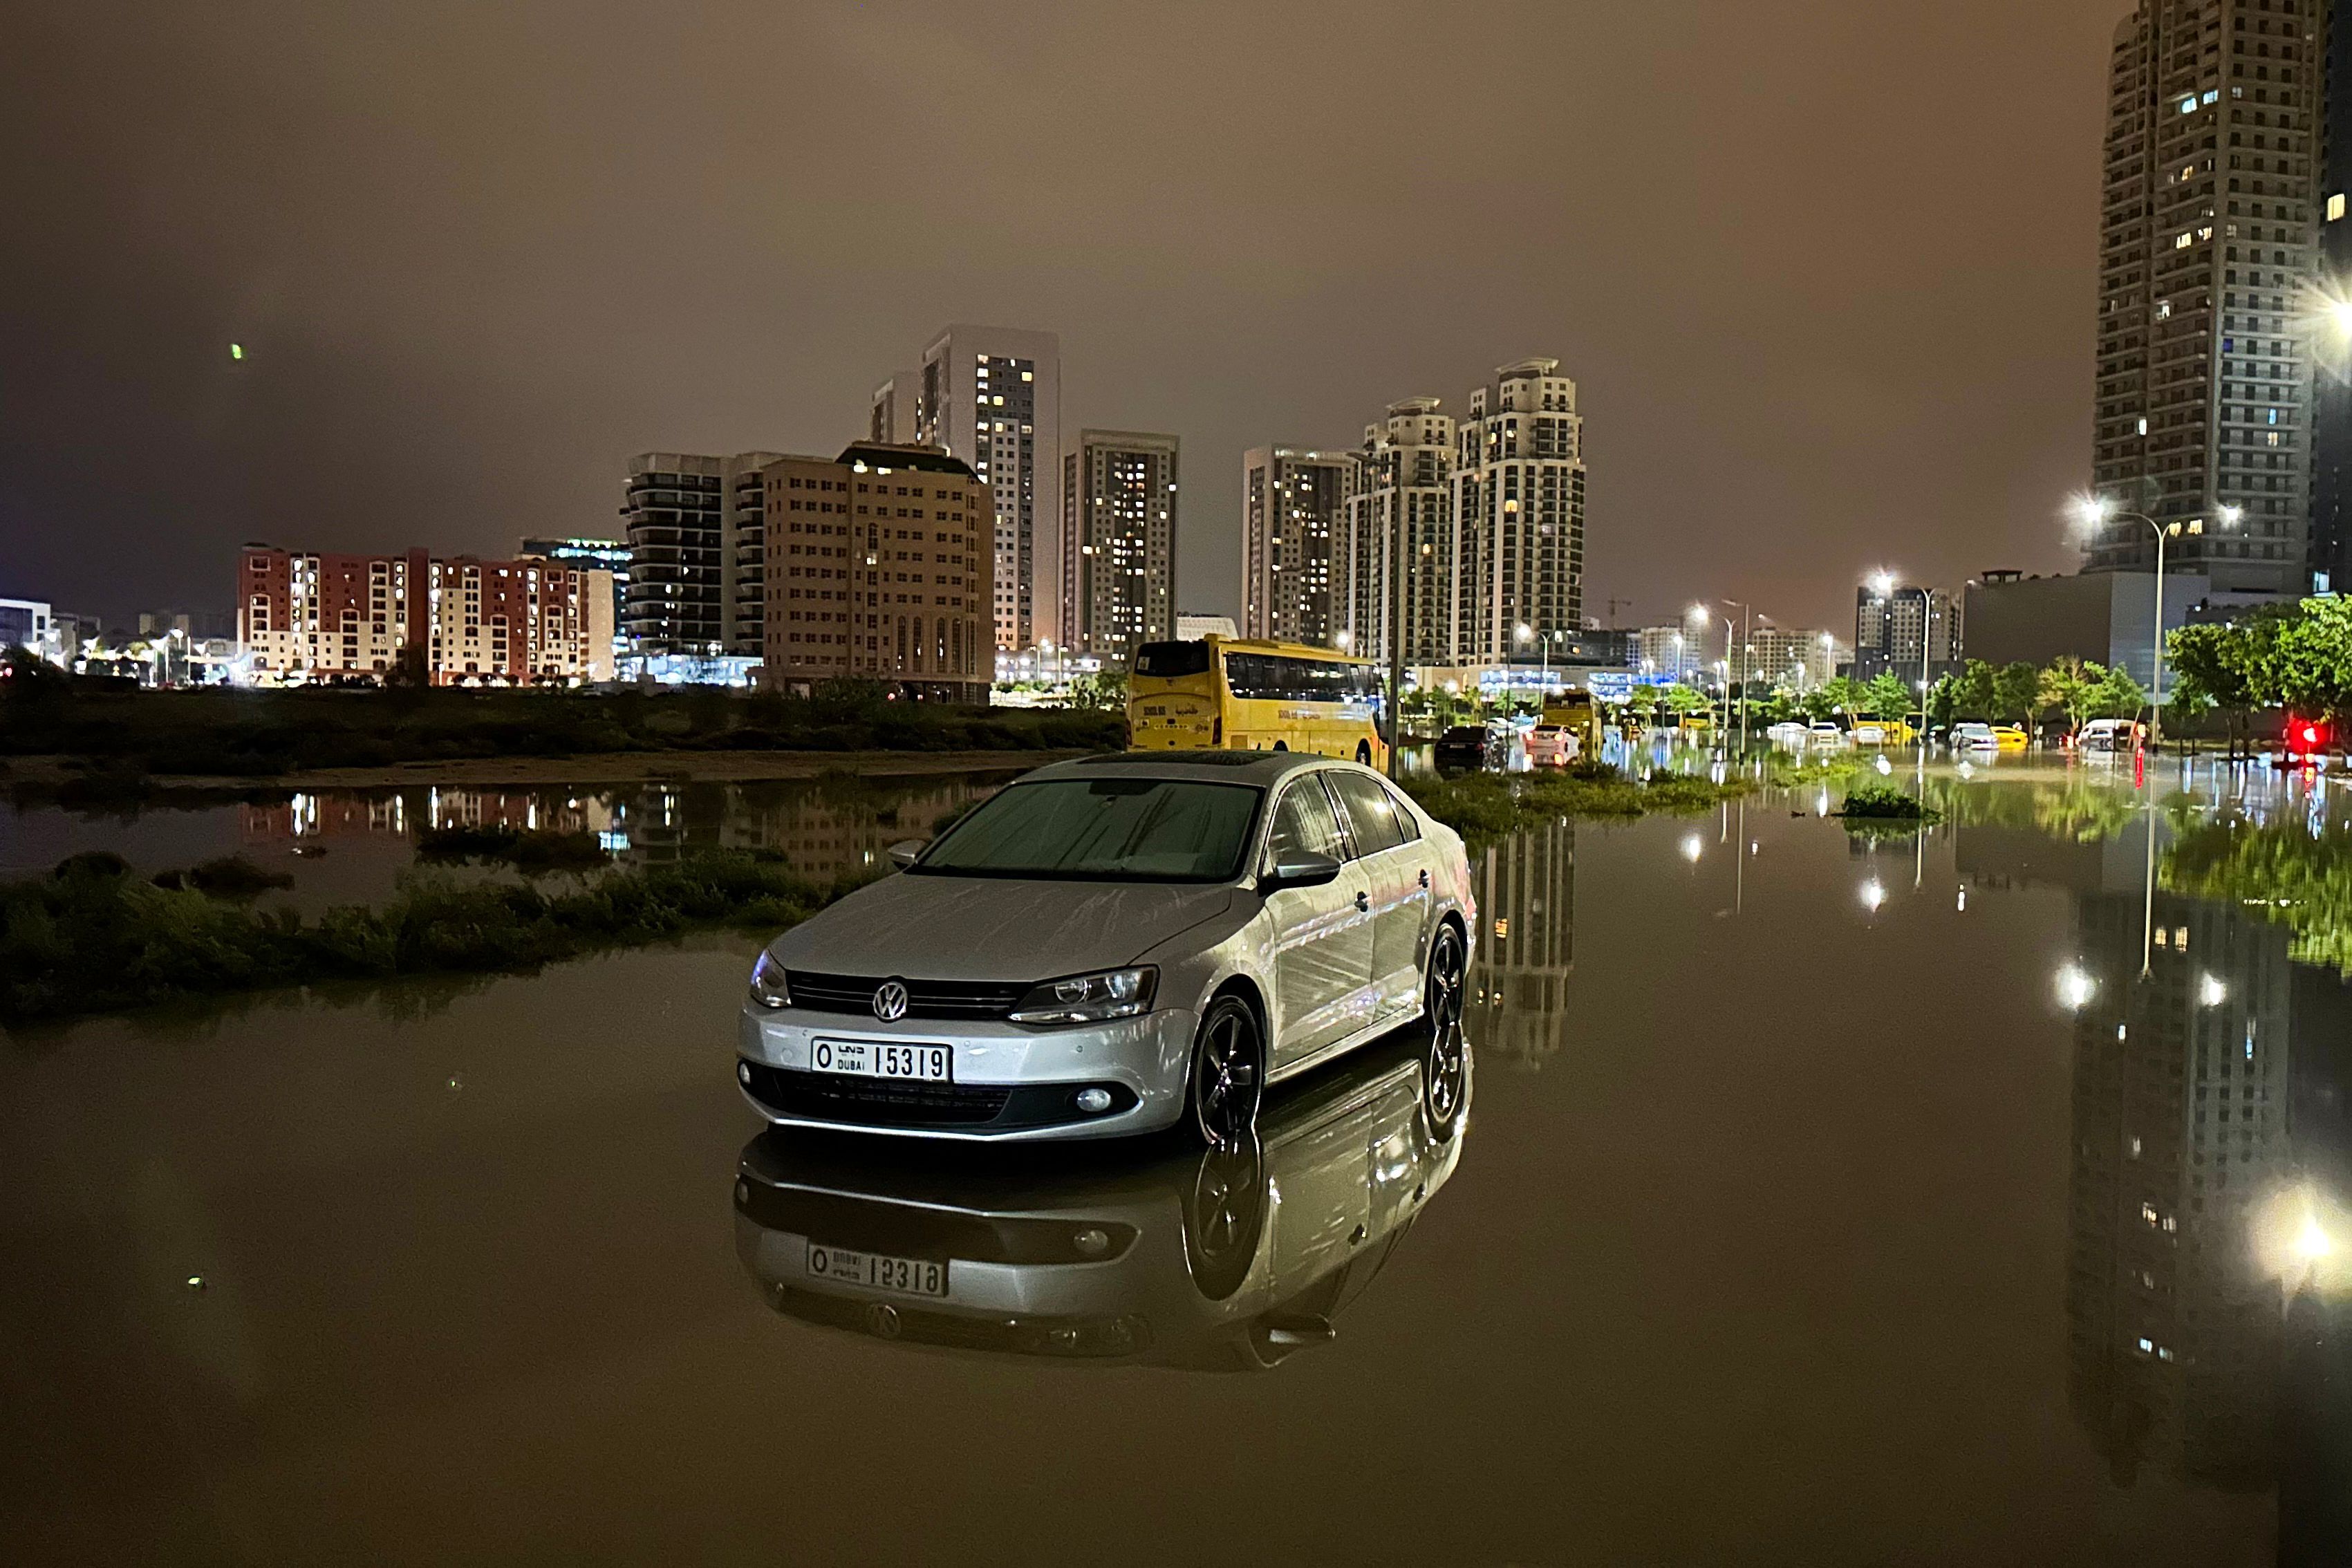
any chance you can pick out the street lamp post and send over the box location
[2068,496,2234,747]
[1710,599,1754,749]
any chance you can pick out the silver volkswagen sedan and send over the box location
[736,751,1474,1145]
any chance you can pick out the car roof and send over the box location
[1031,749,1353,785]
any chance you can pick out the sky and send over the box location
[1,1,2127,633]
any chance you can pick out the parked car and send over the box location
[1432,725,1504,772]
[1764,721,1811,747]
[1524,723,1579,766]
[1807,722,1848,747]
[2078,718,2144,752]
[1952,722,1999,750]
[1990,725,2030,752]
[736,752,1475,1147]
[732,1027,1468,1370]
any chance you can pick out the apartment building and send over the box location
[1061,429,1178,666]
[758,442,995,702]
[1241,446,1353,646]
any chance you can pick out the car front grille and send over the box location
[738,1061,1141,1135]
[742,1062,1011,1126]
[786,971,1028,1020]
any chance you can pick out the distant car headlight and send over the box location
[747,951,790,1009]
[1008,967,1157,1025]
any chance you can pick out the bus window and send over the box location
[1134,641,1211,678]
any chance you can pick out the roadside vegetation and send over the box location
[2169,595,2352,752]
[0,661,1122,781]
[0,848,872,1026]
[2165,814,2352,976]
[1400,761,1746,847]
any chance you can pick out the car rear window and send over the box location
[916,777,1260,881]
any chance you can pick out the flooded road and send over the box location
[3,760,2348,1563]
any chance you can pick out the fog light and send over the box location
[1075,1087,1114,1114]
[737,1062,752,1085]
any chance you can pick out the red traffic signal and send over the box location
[2286,718,2329,755]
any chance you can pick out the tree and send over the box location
[1950,659,1998,721]
[2086,663,2147,721]
[1811,675,1867,722]
[2037,656,2101,736]
[1661,683,1710,716]
[1992,662,2041,726]
[2272,595,2352,720]
[1860,671,1913,720]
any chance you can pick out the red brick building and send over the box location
[238,545,615,685]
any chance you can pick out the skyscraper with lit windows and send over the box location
[913,325,1061,650]
[2090,0,2320,596]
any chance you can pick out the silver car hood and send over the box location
[770,873,1237,982]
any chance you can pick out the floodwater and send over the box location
[4,756,2350,1564]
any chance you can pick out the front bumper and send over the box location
[736,1002,1198,1141]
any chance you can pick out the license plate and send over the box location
[807,1242,948,1298]
[810,1039,951,1081]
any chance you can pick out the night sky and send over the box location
[3,1,2125,633]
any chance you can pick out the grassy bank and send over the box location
[0,680,1123,780]
[1,850,869,1027]
[1400,764,1748,846]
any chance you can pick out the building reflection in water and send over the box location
[238,777,1000,886]
[1963,808,2352,1554]
[1466,821,1574,1072]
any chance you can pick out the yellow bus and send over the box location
[1540,689,1605,757]
[1128,636,1389,766]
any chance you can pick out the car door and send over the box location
[1323,769,1426,1022]
[1261,776,1373,1068]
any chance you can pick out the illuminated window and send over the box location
[2333,194,2348,221]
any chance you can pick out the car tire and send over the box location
[1186,995,1264,1149]
[1182,1137,1265,1301]
[1420,924,1468,1135]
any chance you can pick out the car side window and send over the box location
[1324,771,1406,857]
[1379,778,1422,841]
[1265,778,1345,867]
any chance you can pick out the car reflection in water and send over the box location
[733,1027,1470,1372]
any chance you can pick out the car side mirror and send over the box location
[886,839,927,870]
[1260,850,1341,893]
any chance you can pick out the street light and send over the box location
[2069,494,2219,747]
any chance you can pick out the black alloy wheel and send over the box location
[1182,1136,1266,1301]
[1188,996,1264,1149]
[1421,924,1468,1130]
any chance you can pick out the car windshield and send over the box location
[1441,727,1486,743]
[914,777,1262,882]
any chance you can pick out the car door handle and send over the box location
[1418,869,1430,889]
[1355,890,1370,913]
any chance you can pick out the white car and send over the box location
[1808,722,1849,747]
[738,752,1475,1147]
[1951,723,1999,749]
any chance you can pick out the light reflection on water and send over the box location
[3,758,2351,1558]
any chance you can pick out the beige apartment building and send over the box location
[758,442,995,701]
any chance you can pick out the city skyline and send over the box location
[2,2,2134,631]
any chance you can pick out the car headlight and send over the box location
[1008,967,1157,1026]
[747,951,790,1009]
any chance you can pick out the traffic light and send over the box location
[2286,718,2330,756]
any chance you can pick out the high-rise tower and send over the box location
[1241,447,1353,646]
[1453,358,1587,667]
[2091,0,2320,596]
[913,325,1061,649]
[1337,398,1455,665]
[1061,429,1178,666]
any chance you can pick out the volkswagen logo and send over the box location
[872,979,910,1022]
